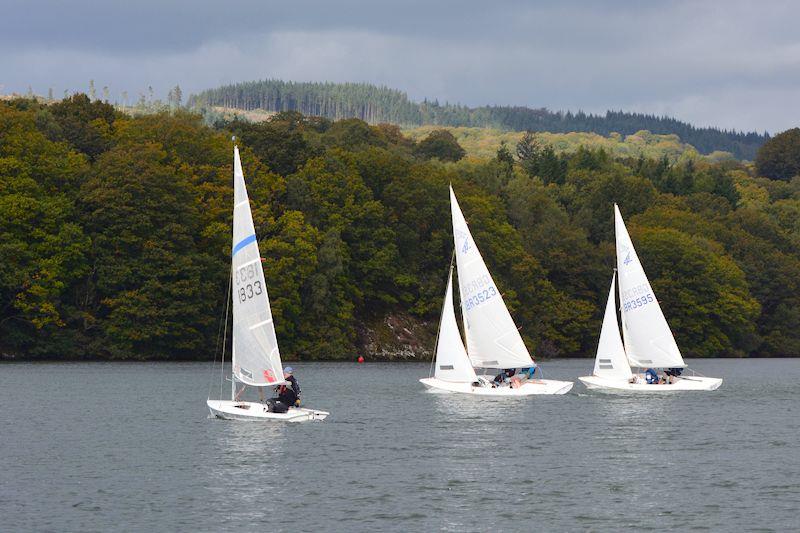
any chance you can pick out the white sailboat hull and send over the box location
[578,375,722,392]
[419,377,573,395]
[207,400,329,422]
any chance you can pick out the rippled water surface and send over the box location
[1,359,798,531]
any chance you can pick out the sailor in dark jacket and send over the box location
[266,366,301,413]
[278,366,301,406]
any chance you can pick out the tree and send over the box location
[495,141,514,182]
[0,104,91,356]
[572,167,658,242]
[516,132,566,183]
[227,116,315,176]
[414,129,465,162]
[632,226,760,357]
[80,143,214,358]
[173,85,182,107]
[168,85,183,108]
[755,128,800,181]
[321,118,388,151]
[49,93,118,159]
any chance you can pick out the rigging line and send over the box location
[208,266,233,401]
[219,267,233,402]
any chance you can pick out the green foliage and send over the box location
[226,114,316,176]
[631,226,760,357]
[81,143,215,358]
[755,128,800,181]
[405,126,709,164]
[414,129,466,162]
[49,94,119,159]
[1,96,799,360]
[516,132,567,184]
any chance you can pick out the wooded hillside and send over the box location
[2,95,799,360]
[190,80,768,159]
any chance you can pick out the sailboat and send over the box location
[579,204,722,392]
[419,186,574,395]
[207,146,329,421]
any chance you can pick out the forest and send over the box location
[190,80,768,159]
[2,94,800,361]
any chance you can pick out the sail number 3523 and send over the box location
[464,286,497,311]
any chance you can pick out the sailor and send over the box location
[267,366,302,413]
[644,368,659,384]
[664,367,683,384]
[492,368,516,387]
[511,366,537,388]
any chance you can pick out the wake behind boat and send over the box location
[578,205,722,393]
[420,186,573,396]
[206,146,328,422]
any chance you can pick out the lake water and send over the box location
[1,359,798,532]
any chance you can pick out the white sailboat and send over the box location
[207,146,329,421]
[579,204,722,392]
[419,186,574,395]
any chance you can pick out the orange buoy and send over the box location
[357,356,365,363]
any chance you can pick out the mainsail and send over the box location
[231,146,286,386]
[434,269,478,383]
[450,186,534,369]
[614,204,685,369]
[593,273,633,380]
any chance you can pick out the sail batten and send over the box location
[614,204,685,369]
[231,146,285,388]
[450,186,534,370]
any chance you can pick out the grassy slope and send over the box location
[402,125,738,163]
[204,105,738,162]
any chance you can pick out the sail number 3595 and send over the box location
[623,293,653,312]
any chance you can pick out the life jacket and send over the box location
[277,377,299,404]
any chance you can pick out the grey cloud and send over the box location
[0,0,798,133]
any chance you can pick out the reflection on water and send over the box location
[1,359,798,532]
[205,420,288,524]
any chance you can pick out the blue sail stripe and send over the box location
[232,234,257,256]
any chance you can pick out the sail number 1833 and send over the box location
[235,263,263,302]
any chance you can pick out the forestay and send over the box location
[434,270,478,383]
[231,146,286,386]
[593,273,633,380]
[450,186,534,369]
[614,204,685,369]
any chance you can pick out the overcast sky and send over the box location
[1,0,797,133]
